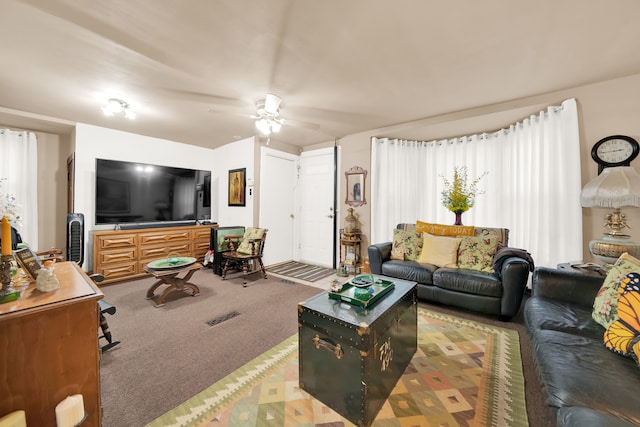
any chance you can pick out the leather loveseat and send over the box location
[525,267,640,426]
[368,223,532,320]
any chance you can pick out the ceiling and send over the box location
[2,0,640,150]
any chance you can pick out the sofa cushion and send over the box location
[457,236,499,273]
[603,272,640,365]
[390,228,423,261]
[417,233,461,267]
[415,220,475,236]
[531,329,640,424]
[473,227,508,247]
[557,406,640,427]
[432,267,502,297]
[525,297,604,341]
[381,259,436,284]
[593,252,640,329]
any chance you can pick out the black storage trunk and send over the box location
[298,276,417,427]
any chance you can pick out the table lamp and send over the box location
[580,166,640,264]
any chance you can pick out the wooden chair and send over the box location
[221,228,268,286]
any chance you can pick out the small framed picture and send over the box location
[228,168,246,207]
[14,247,43,280]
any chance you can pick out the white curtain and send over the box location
[0,129,38,249]
[371,98,582,268]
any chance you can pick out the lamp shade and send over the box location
[580,166,640,208]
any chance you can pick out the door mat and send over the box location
[267,261,336,283]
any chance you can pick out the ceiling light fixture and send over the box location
[102,98,136,120]
[254,94,283,136]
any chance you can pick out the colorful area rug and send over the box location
[146,308,528,427]
[268,261,336,283]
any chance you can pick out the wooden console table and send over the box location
[0,262,103,427]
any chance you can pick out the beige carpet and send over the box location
[146,308,528,427]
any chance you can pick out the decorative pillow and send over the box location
[473,227,509,248]
[603,272,640,367]
[417,233,461,267]
[593,252,640,328]
[390,228,423,261]
[237,227,265,255]
[457,236,499,272]
[416,220,475,237]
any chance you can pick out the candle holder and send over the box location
[0,254,20,304]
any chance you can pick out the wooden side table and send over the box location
[340,229,362,275]
[144,262,202,307]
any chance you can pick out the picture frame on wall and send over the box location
[228,168,246,207]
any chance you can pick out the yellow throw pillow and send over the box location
[416,220,475,237]
[417,233,462,267]
[593,252,640,329]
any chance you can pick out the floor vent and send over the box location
[206,311,240,327]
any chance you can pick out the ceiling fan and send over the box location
[253,93,284,136]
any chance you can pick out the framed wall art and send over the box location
[228,168,246,207]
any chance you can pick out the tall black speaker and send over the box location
[67,213,84,266]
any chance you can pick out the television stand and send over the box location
[92,224,217,285]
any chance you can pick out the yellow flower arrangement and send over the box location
[441,167,487,213]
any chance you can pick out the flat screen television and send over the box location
[95,158,211,226]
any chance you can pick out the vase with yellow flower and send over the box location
[441,167,487,225]
[0,179,21,303]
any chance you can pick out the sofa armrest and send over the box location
[499,256,531,318]
[368,242,392,274]
[532,266,605,309]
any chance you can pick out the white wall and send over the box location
[74,123,218,269]
[212,136,255,228]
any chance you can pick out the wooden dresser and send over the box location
[0,262,103,427]
[92,224,216,285]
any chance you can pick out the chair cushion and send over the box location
[237,227,265,255]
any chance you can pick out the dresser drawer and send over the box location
[97,248,137,266]
[193,227,212,241]
[95,233,137,250]
[139,242,192,262]
[96,261,138,281]
[139,230,191,246]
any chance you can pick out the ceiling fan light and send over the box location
[256,118,271,135]
[271,121,282,133]
[264,94,281,115]
[124,107,136,120]
[102,98,135,119]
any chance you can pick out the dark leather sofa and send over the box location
[525,267,640,426]
[367,224,531,320]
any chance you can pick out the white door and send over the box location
[259,148,297,267]
[298,147,336,267]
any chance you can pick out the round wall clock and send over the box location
[591,135,640,174]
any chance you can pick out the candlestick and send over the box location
[1,216,11,256]
[55,394,85,427]
[0,254,19,304]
